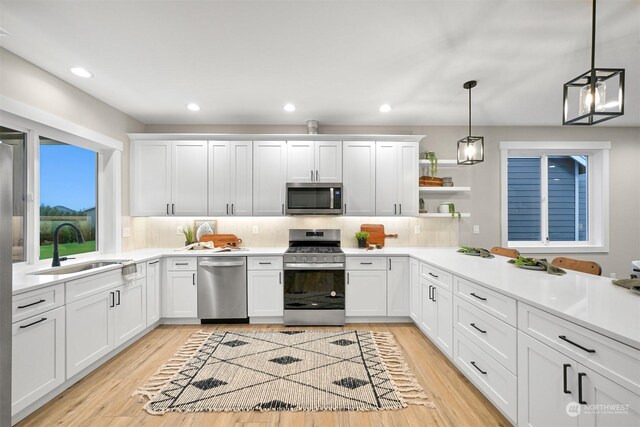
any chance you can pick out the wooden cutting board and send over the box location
[199,234,243,247]
[360,224,398,247]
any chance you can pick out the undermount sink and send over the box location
[29,260,126,276]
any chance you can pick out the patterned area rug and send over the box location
[134,330,434,414]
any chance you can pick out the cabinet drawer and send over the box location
[420,262,453,291]
[12,284,65,323]
[454,296,517,374]
[454,277,516,327]
[453,330,517,422]
[519,302,640,395]
[167,257,197,271]
[248,256,283,270]
[66,270,123,304]
[346,257,387,270]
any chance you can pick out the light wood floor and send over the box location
[18,323,510,426]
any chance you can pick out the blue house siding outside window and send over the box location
[508,158,541,241]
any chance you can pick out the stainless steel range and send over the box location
[283,229,345,326]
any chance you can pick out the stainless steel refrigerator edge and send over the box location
[0,144,13,426]
[197,257,247,320]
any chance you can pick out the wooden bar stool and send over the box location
[490,247,520,258]
[551,257,602,276]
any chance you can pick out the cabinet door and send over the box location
[247,270,283,317]
[286,141,314,182]
[164,271,197,318]
[253,141,287,215]
[315,141,342,182]
[114,279,146,347]
[343,141,376,215]
[433,284,453,357]
[172,140,209,216]
[579,364,640,427]
[409,258,421,323]
[208,141,231,216]
[375,142,399,215]
[397,142,418,216]
[146,260,161,325]
[420,278,436,338]
[66,291,115,377]
[131,141,171,216]
[518,331,579,427]
[230,141,253,215]
[345,270,387,316]
[387,257,410,317]
[11,307,65,415]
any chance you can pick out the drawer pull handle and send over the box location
[149,260,160,265]
[175,262,189,266]
[428,285,433,301]
[259,262,272,265]
[470,292,487,301]
[110,292,115,308]
[558,335,596,353]
[470,361,487,375]
[563,364,572,394]
[116,290,121,306]
[428,272,439,279]
[193,273,196,286]
[18,299,46,309]
[20,317,47,329]
[470,323,487,334]
[360,262,373,265]
[578,373,587,404]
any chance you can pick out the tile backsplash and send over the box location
[123,216,459,250]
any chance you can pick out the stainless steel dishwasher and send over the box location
[197,257,248,322]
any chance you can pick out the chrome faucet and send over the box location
[52,222,85,267]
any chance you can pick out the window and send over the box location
[500,141,609,253]
[0,127,27,263]
[39,137,98,259]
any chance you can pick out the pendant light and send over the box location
[457,80,484,165]
[563,0,625,125]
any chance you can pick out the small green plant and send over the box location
[355,231,370,240]
[426,151,438,177]
[183,225,196,244]
[447,203,461,221]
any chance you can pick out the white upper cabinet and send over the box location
[343,141,375,216]
[208,141,252,216]
[375,141,418,216]
[253,141,287,216]
[131,140,208,216]
[286,141,342,183]
[171,141,209,216]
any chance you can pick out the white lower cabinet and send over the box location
[409,258,421,322]
[11,306,65,415]
[114,279,147,347]
[345,270,387,316]
[248,270,283,317]
[518,330,640,427]
[387,257,409,317]
[420,279,453,357]
[164,270,197,317]
[146,259,161,325]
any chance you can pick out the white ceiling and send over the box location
[0,0,638,126]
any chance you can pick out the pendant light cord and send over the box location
[468,85,472,136]
[591,0,596,72]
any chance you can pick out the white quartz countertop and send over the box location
[12,246,640,350]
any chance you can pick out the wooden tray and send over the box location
[199,234,243,247]
[360,224,398,247]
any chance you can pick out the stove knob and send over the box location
[312,256,317,262]
[323,256,328,262]
[292,256,296,262]
[334,256,339,262]
[301,257,306,262]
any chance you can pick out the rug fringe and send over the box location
[370,331,436,409]
[133,330,211,413]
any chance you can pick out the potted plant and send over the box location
[355,231,369,248]
[419,151,442,187]
[426,151,438,177]
[183,225,197,246]
[446,203,462,221]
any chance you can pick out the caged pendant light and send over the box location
[457,80,484,165]
[563,0,625,125]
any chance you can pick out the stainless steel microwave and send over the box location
[286,183,343,215]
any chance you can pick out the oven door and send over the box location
[283,268,345,310]
[286,183,342,215]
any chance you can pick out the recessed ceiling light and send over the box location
[379,104,392,113]
[186,103,200,112]
[283,103,296,112]
[70,67,93,78]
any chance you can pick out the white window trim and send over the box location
[499,141,610,254]
[1,97,123,264]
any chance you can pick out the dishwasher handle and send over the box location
[199,261,245,268]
